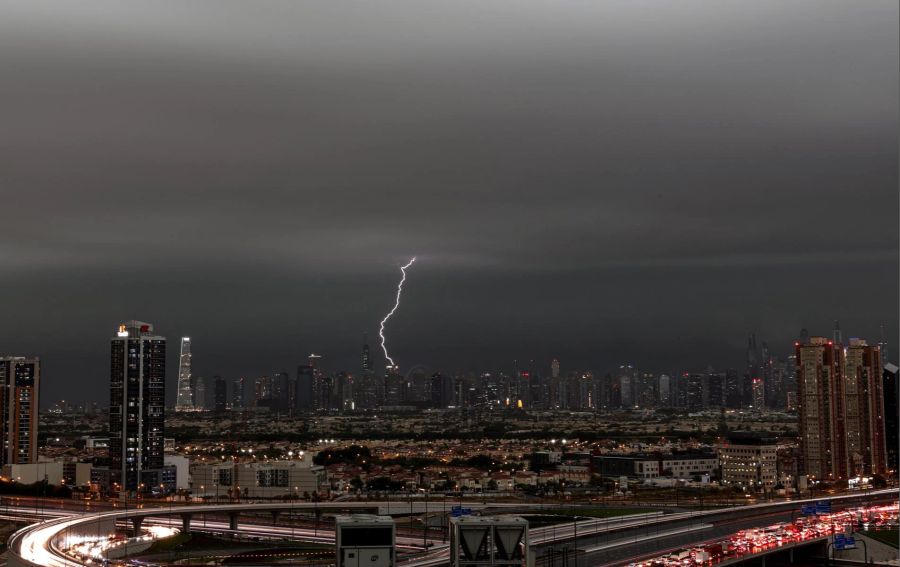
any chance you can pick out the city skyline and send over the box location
[0,0,897,403]
[11,320,900,407]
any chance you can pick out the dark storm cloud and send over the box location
[0,1,896,402]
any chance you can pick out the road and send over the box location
[4,489,897,567]
[536,494,898,566]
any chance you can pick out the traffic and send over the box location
[629,503,899,567]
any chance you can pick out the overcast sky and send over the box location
[0,1,896,404]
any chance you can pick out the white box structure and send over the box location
[450,516,530,567]
[335,515,396,567]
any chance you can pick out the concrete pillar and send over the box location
[271,510,281,523]
[760,555,766,567]
[229,511,239,531]
[180,513,193,534]
[131,516,144,534]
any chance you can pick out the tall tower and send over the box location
[175,337,193,411]
[109,320,166,492]
[295,364,314,412]
[796,336,843,480]
[744,333,760,407]
[362,333,371,372]
[843,339,886,476]
[0,357,40,465]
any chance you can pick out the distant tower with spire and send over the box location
[833,320,842,344]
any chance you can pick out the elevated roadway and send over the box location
[6,489,897,567]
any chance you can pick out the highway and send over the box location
[4,489,897,567]
[534,492,898,566]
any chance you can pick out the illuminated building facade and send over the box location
[0,357,40,465]
[842,339,886,476]
[175,337,193,411]
[796,336,887,481]
[109,320,166,492]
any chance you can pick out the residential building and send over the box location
[796,336,887,480]
[843,339,887,476]
[0,356,40,465]
[109,320,166,492]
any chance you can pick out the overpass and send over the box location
[6,489,897,567]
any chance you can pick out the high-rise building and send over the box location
[751,378,765,409]
[796,335,887,481]
[194,375,206,409]
[295,364,314,411]
[0,357,40,465]
[685,373,703,412]
[883,363,898,474]
[109,321,165,492]
[724,368,742,408]
[703,369,725,408]
[253,375,271,406]
[430,372,452,408]
[636,372,657,408]
[175,337,193,411]
[384,365,404,406]
[843,339,886,476]
[271,370,291,412]
[213,376,228,414]
[231,378,245,409]
[573,372,594,409]
[618,365,635,408]
[658,374,671,407]
[796,337,841,480]
[745,333,761,408]
[362,333,371,372]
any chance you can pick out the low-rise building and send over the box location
[164,455,190,490]
[192,459,326,499]
[2,461,64,485]
[718,436,777,488]
[660,452,718,480]
[591,454,660,479]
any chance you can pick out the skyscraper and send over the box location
[685,373,703,411]
[109,321,165,492]
[175,337,193,411]
[0,357,40,465]
[843,339,886,476]
[618,365,635,408]
[744,333,760,407]
[883,363,898,474]
[658,374,671,407]
[796,337,842,480]
[362,333,371,372]
[295,364,314,411]
[193,375,206,409]
[384,365,404,405]
[751,377,765,409]
[213,376,228,414]
[232,377,245,409]
[796,335,887,481]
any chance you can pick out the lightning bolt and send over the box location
[379,256,416,368]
